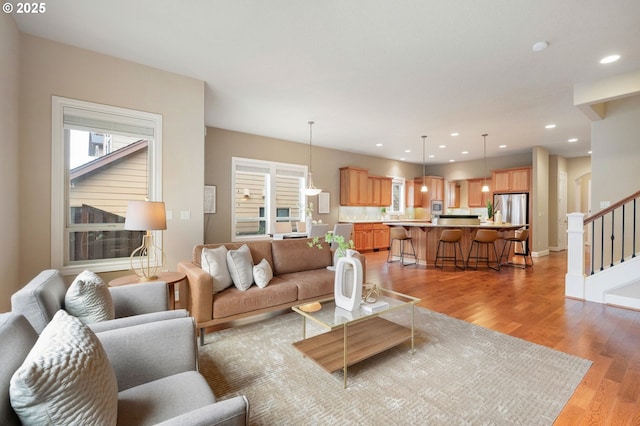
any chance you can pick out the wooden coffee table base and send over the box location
[292,316,412,388]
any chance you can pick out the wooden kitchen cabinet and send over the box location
[340,167,369,205]
[353,222,388,251]
[367,176,393,207]
[467,178,491,207]
[353,223,373,251]
[372,223,390,249]
[492,167,531,192]
[447,181,460,208]
[405,180,415,207]
[413,176,444,207]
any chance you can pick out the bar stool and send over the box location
[434,229,465,270]
[499,228,533,268]
[466,229,500,271]
[387,227,417,266]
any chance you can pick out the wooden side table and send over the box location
[108,271,186,310]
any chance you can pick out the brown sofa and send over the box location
[178,238,365,344]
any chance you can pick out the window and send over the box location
[232,157,306,240]
[51,97,162,274]
[390,177,405,213]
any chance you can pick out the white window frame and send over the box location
[389,176,406,213]
[51,96,163,275]
[231,157,306,241]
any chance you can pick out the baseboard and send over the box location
[532,250,549,258]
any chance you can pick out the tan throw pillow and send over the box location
[202,246,233,292]
[65,270,115,324]
[227,244,254,291]
[253,258,273,288]
[10,310,118,425]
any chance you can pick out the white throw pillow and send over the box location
[65,270,115,324]
[253,258,273,288]
[202,246,233,292]
[10,310,118,426]
[227,244,254,291]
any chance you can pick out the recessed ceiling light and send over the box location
[451,132,459,137]
[438,144,446,149]
[400,157,406,161]
[532,41,549,52]
[568,138,578,143]
[588,150,592,155]
[404,149,411,153]
[449,159,455,162]
[545,124,556,129]
[499,145,507,149]
[428,154,435,158]
[600,54,620,64]
[461,151,469,155]
[375,143,383,147]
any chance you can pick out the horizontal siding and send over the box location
[69,149,148,218]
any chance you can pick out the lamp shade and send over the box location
[124,201,167,231]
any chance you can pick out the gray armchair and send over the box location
[0,312,249,425]
[11,269,186,334]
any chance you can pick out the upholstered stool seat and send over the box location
[387,227,417,266]
[466,229,500,271]
[499,228,533,268]
[434,229,465,270]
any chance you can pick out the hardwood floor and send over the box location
[365,250,640,425]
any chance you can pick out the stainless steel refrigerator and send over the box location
[493,193,528,226]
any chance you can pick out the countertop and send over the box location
[383,221,527,229]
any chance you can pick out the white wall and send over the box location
[591,94,640,212]
[18,34,205,285]
[0,15,21,311]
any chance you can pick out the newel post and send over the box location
[565,212,586,299]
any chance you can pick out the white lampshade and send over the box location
[124,201,167,231]
[481,184,490,193]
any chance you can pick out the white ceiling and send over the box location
[13,0,640,164]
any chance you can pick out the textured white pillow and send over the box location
[202,246,233,292]
[227,244,254,291]
[253,258,273,288]
[65,270,115,324]
[10,310,118,426]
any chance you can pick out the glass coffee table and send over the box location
[291,286,420,388]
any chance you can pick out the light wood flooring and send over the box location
[366,250,640,425]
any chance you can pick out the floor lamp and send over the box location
[124,200,167,280]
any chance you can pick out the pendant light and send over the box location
[304,120,322,196]
[420,135,428,192]
[481,133,490,192]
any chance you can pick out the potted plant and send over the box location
[308,232,355,257]
[486,200,494,221]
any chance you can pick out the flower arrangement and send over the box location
[307,232,355,257]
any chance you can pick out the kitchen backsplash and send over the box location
[339,205,489,222]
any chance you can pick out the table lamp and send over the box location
[124,200,167,280]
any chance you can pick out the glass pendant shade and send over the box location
[304,121,322,196]
[420,135,428,192]
[481,133,489,193]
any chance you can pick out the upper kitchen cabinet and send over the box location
[492,167,531,193]
[413,176,444,207]
[467,178,491,207]
[340,166,369,205]
[368,175,393,207]
[447,181,460,208]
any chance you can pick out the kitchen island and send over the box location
[383,220,528,266]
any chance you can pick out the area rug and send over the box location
[199,307,591,425]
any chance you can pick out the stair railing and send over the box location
[566,190,640,299]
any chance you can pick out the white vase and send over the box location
[334,254,363,311]
[305,216,313,234]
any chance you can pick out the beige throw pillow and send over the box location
[227,244,254,291]
[202,246,233,292]
[10,310,118,426]
[253,258,273,288]
[65,270,115,324]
